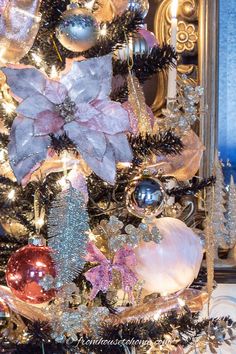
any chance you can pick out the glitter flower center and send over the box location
[55,96,77,123]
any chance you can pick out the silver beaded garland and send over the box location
[56,8,98,52]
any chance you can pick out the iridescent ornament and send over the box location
[126,176,166,218]
[6,244,56,304]
[56,8,98,52]
[0,0,42,64]
[134,217,203,295]
[128,0,149,19]
[0,298,10,328]
[116,28,157,61]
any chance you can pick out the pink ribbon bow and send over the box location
[3,54,132,185]
[84,242,138,300]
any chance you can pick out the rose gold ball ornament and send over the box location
[134,217,203,296]
[126,175,166,218]
[56,7,98,52]
[6,238,56,304]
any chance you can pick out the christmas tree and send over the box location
[206,153,230,260]
[226,175,236,248]
[0,1,235,353]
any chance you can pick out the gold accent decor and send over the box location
[152,0,218,177]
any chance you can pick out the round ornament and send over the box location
[116,28,157,61]
[0,299,10,328]
[126,176,166,218]
[56,8,98,52]
[134,217,203,296]
[128,0,149,19]
[6,244,56,304]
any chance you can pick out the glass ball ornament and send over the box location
[56,8,99,52]
[126,176,166,218]
[116,28,157,61]
[128,0,149,19]
[6,244,56,304]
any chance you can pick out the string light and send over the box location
[2,102,15,114]
[50,65,58,79]
[177,298,186,307]
[0,149,6,162]
[7,189,16,201]
[100,24,107,37]
[35,217,45,229]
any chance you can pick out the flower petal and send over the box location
[74,103,101,122]
[61,54,113,102]
[64,121,106,160]
[2,66,47,101]
[107,133,133,162]
[85,100,131,134]
[80,145,116,184]
[8,116,51,183]
[16,94,54,119]
[34,110,64,136]
[44,80,68,104]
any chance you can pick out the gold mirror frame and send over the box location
[152,0,218,178]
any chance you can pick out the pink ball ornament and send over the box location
[6,244,56,304]
[134,217,203,296]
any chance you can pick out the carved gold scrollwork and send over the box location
[152,0,199,115]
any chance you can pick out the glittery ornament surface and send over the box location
[0,0,42,64]
[6,245,56,304]
[127,72,152,136]
[56,8,98,52]
[48,186,89,288]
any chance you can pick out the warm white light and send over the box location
[84,0,96,10]
[35,217,45,228]
[0,149,6,162]
[8,189,16,201]
[171,0,178,18]
[2,102,15,114]
[50,65,58,79]
[58,176,69,190]
[32,52,42,65]
[100,24,107,37]
[153,310,162,321]
[177,297,186,307]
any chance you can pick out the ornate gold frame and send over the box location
[152,0,218,178]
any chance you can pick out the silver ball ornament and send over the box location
[128,0,149,19]
[56,8,98,52]
[116,29,156,61]
[126,176,166,218]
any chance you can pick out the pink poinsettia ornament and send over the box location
[3,54,133,185]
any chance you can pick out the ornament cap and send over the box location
[28,234,46,247]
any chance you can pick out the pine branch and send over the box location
[23,10,144,68]
[129,131,184,161]
[167,176,216,197]
[113,45,176,83]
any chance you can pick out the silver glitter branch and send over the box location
[48,186,89,287]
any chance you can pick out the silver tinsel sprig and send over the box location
[162,75,204,135]
[48,284,109,343]
[48,186,89,288]
[92,216,163,253]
